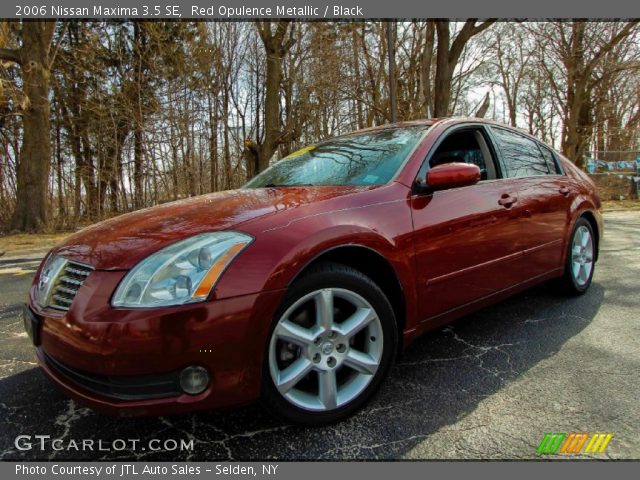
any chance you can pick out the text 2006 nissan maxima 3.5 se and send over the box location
[25,118,602,425]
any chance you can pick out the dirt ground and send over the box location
[601,199,640,211]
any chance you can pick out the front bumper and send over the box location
[28,269,284,417]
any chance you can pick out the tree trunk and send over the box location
[352,24,364,129]
[134,128,144,208]
[208,95,218,192]
[133,21,146,209]
[55,118,65,219]
[475,92,491,118]
[244,21,295,176]
[420,22,435,117]
[433,22,452,117]
[432,20,495,118]
[9,22,56,232]
[81,134,97,218]
[260,38,284,171]
[222,88,232,188]
[386,22,397,123]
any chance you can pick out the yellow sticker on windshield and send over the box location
[285,145,315,159]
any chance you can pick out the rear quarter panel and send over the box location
[559,156,604,258]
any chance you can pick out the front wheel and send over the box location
[261,262,397,425]
[550,217,596,295]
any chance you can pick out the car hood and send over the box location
[54,186,365,270]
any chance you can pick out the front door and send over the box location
[410,126,525,321]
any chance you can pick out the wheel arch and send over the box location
[288,244,407,350]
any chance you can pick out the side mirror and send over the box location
[415,162,481,194]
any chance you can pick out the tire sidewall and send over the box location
[261,263,397,425]
[565,217,595,294]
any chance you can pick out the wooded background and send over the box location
[0,20,638,232]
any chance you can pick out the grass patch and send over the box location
[0,233,69,258]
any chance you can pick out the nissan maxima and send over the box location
[24,118,602,425]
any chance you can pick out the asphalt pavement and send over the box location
[1,211,638,460]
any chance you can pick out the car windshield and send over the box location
[244,126,428,188]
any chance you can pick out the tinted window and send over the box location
[244,126,427,187]
[492,127,550,178]
[539,145,561,174]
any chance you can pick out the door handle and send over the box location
[559,186,570,196]
[498,193,517,208]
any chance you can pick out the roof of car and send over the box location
[353,117,530,132]
[349,117,553,148]
[346,117,508,135]
[350,119,437,133]
[322,117,566,159]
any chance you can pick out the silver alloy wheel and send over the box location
[268,288,383,412]
[571,225,594,286]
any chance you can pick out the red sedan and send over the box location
[24,118,602,425]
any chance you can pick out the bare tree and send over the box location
[536,21,639,164]
[0,21,56,231]
[432,20,495,117]
[489,23,533,127]
[244,21,296,176]
[1,20,639,232]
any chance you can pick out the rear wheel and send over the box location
[262,262,397,425]
[550,217,596,295]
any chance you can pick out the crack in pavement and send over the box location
[48,400,93,460]
[397,326,522,382]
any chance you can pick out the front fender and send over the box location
[215,223,415,299]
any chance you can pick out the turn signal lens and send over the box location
[192,243,248,300]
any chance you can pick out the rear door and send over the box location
[410,124,525,321]
[488,127,572,277]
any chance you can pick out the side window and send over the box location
[538,144,562,174]
[491,127,550,178]
[421,129,497,181]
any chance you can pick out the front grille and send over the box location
[40,349,182,400]
[50,261,93,310]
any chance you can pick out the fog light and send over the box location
[179,366,210,395]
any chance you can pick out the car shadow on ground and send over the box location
[0,282,604,460]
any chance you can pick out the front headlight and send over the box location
[112,232,252,308]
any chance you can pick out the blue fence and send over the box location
[585,158,640,175]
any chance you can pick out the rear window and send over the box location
[539,144,562,174]
[491,127,551,178]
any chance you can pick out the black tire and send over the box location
[261,261,397,426]
[549,217,596,296]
